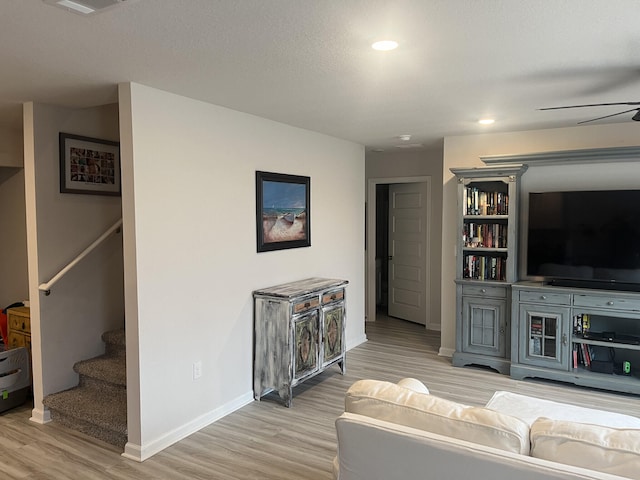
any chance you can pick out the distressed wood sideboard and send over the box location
[253,277,348,407]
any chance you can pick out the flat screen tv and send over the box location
[527,190,640,291]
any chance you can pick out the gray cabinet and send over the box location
[450,165,527,374]
[511,283,640,395]
[253,277,347,407]
[455,284,508,372]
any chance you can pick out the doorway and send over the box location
[366,177,434,329]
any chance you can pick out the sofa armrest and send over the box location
[334,413,627,480]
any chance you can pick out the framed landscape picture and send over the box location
[59,132,121,196]
[256,171,310,252]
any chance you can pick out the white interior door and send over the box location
[388,182,429,325]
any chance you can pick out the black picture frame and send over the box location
[256,171,310,252]
[59,132,121,196]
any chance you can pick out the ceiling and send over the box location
[2,0,640,151]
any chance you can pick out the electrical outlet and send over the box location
[193,361,202,380]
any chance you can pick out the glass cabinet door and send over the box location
[519,305,570,370]
[528,315,557,357]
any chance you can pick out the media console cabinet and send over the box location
[451,150,640,396]
[253,277,347,407]
[511,282,640,395]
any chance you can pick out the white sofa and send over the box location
[334,379,640,480]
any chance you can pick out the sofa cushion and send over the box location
[531,417,640,480]
[345,379,530,454]
[486,391,640,428]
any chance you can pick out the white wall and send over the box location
[23,102,124,422]
[441,122,640,356]
[0,126,28,309]
[119,83,365,460]
[0,126,23,167]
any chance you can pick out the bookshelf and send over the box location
[450,165,527,374]
[511,283,640,395]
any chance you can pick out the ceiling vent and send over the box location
[43,0,135,15]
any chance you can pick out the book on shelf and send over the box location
[462,223,507,248]
[572,314,591,336]
[576,342,584,366]
[530,318,543,335]
[530,337,542,356]
[573,314,582,335]
[463,254,506,281]
[464,187,509,216]
[580,343,591,368]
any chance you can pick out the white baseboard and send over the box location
[122,334,369,462]
[30,407,51,424]
[438,346,454,358]
[347,333,367,351]
[122,391,254,462]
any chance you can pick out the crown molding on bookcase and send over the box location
[481,146,640,167]
[449,164,528,180]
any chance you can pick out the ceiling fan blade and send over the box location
[577,108,640,124]
[540,102,640,111]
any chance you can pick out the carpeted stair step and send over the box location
[102,329,126,357]
[43,384,127,448]
[43,327,128,449]
[74,354,126,388]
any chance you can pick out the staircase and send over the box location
[43,329,127,449]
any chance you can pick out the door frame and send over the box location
[366,176,433,329]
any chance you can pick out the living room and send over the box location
[2,1,640,477]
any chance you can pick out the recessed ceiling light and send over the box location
[372,40,399,51]
[478,118,495,125]
[397,134,412,141]
[395,143,424,149]
[43,0,133,15]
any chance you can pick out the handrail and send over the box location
[39,219,123,296]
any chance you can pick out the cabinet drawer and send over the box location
[8,312,30,333]
[322,289,344,305]
[292,296,320,314]
[573,295,640,312]
[462,285,506,298]
[518,291,571,306]
[8,331,26,349]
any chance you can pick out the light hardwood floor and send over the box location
[3,314,640,479]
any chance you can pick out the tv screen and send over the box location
[527,190,640,290]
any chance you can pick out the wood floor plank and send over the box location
[2,313,640,479]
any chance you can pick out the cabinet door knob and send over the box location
[499,327,505,334]
[607,301,614,306]
[562,333,568,346]
[541,296,546,300]
[481,289,486,293]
